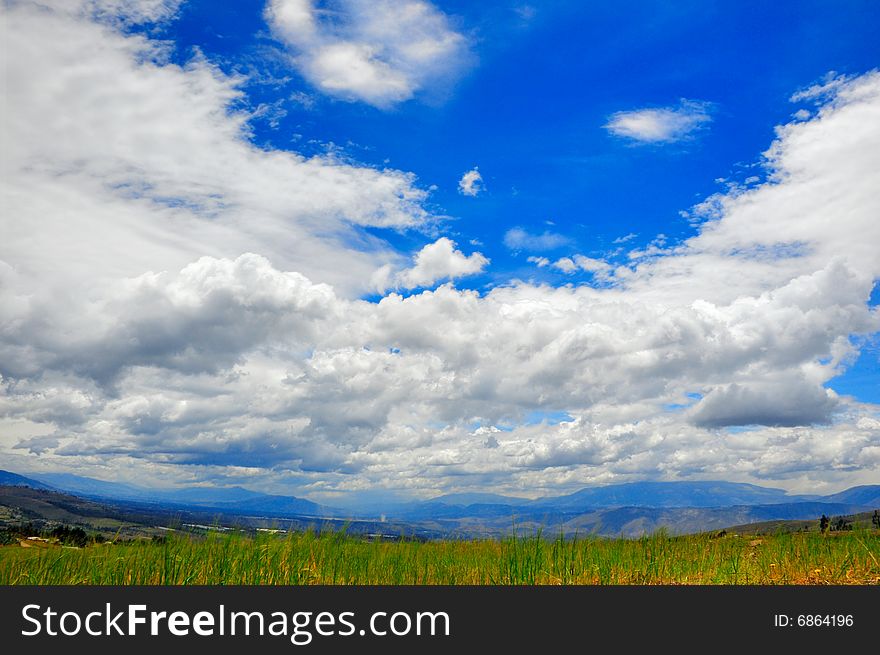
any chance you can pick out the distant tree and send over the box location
[819,514,829,533]
[50,525,88,547]
[70,527,88,546]
[873,510,880,530]
[833,517,846,531]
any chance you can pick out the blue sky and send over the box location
[162,2,873,241]
[1,0,878,500]
[161,0,880,399]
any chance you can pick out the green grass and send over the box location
[2,529,878,585]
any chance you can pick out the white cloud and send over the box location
[573,255,612,276]
[513,5,537,22]
[789,71,854,104]
[527,256,549,268]
[458,167,484,196]
[552,257,577,273]
[265,0,469,107]
[549,255,612,277]
[30,0,184,24]
[605,99,712,143]
[394,238,488,289]
[0,1,432,299]
[504,227,569,251]
[690,378,839,428]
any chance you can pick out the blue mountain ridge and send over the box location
[2,470,877,527]
[21,471,325,516]
[0,470,56,491]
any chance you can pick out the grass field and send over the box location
[1,529,878,585]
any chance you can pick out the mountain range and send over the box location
[2,469,878,538]
[0,470,55,492]
[13,471,326,518]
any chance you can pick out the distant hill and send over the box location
[0,485,442,541]
[400,481,823,521]
[722,508,880,535]
[386,481,878,537]
[151,486,269,505]
[561,502,872,538]
[397,501,873,539]
[0,470,55,492]
[27,471,325,515]
[190,494,325,517]
[820,485,880,508]
[0,484,159,538]
[31,472,150,501]
[31,472,264,505]
[531,481,814,510]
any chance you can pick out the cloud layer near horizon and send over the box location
[0,2,878,500]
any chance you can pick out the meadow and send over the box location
[2,529,878,585]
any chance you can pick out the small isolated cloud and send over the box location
[552,257,577,273]
[527,256,549,268]
[266,0,469,108]
[690,380,839,428]
[458,167,484,196]
[514,5,536,21]
[395,237,488,288]
[551,255,611,276]
[504,227,569,252]
[605,99,712,143]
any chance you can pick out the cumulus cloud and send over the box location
[504,227,569,251]
[551,255,611,276]
[605,99,712,143]
[5,252,876,492]
[548,255,612,277]
[690,379,839,428]
[1,254,338,383]
[1,3,879,499]
[458,167,484,196]
[552,257,577,273]
[265,0,469,107]
[391,238,488,289]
